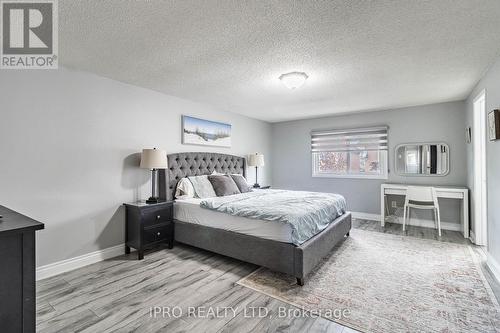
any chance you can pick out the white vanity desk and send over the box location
[380,183,469,238]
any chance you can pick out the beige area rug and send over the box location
[237,229,500,333]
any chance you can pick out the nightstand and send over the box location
[254,185,271,189]
[123,201,174,260]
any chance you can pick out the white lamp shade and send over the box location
[248,153,265,167]
[140,148,167,169]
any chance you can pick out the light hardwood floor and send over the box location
[36,219,499,332]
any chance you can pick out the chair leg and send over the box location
[436,207,442,237]
[403,205,407,232]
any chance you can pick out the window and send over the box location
[311,126,388,179]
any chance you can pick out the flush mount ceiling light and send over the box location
[279,71,309,89]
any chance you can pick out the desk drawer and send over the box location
[385,189,406,196]
[435,191,464,199]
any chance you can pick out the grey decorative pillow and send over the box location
[230,174,251,193]
[208,175,241,197]
[187,175,217,198]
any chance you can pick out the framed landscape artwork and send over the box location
[488,109,500,141]
[182,115,231,147]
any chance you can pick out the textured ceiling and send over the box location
[59,0,500,122]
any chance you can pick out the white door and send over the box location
[473,90,487,246]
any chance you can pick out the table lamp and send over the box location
[248,153,265,188]
[140,148,167,203]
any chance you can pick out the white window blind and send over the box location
[311,126,388,152]
[311,126,388,179]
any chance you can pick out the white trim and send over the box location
[36,244,124,281]
[486,252,500,285]
[351,212,381,221]
[473,89,488,246]
[469,230,476,244]
[473,88,487,103]
[352,212,462,231]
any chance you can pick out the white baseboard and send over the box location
[487,253,500,285]
[469,231,476,244]
[36,244,124,281]
[351,212,462,232]
[351,212,381,221]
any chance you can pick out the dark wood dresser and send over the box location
[0,205,44,333]
[124,201,174,260]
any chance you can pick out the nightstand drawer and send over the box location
[144,224,170,244]
[142,206,172,227]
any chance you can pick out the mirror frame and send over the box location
[394,142,450,177]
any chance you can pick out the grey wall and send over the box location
[0,67,272,267]
[271,102,467,223]
[465,55,500,263]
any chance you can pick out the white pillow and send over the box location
[174,178,195,199]
[188,175,217,198]
[211,170,225,175]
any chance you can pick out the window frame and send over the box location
[311,127,389,180]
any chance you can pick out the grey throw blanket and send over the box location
[200,190,346,245]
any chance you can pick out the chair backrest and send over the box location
[406,186,436,204]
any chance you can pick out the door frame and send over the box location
[472,89,488,246]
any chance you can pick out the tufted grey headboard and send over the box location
[159,152,246,201]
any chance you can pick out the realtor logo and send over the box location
[1,0,58,69]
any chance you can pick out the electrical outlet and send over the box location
[391,201,397,208]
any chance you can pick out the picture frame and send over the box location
[488,109,500,141]
[182,115,232,148]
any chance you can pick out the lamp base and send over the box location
[253,183,260,188]
[146,197,160,204]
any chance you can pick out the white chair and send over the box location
[403,186,441,236]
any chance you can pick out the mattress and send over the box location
[200,189,346,245]
[174,198,293,243]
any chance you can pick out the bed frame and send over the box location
[159,152,351,285]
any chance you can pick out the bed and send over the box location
[159,152,351,285]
